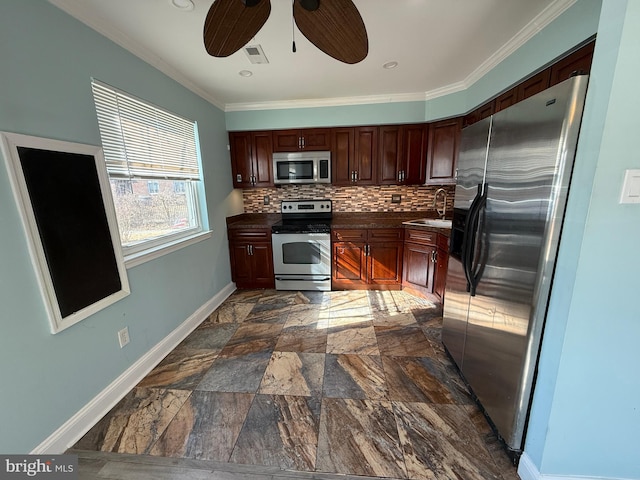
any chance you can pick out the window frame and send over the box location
[91,79,210,266]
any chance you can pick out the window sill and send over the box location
[124,230,212,268]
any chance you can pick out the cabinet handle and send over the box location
[355,170,359,182]
[431,250,437,263]
[365,244,370,256]
[402,170,406,182]
[302,136,305,148]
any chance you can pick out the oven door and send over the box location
[272,232,331,277]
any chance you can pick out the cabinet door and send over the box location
[251,131,274,187]
[378,125,402,184]
[368,242,403,286]
[229,132,253,188]
[550,41,594,86]
[251,243,275,288]
[426,118,461,185]
[494,87,518,113]
[332,242,367,288]
[302,128,332,150]
[433,247,448,300]
[331,128,355,185]
[517,68,551,102]
[402,124,428,185]
[272,129,301,152]
[230,243,252,286]
[354,126,377,185]
[402,242,436,293]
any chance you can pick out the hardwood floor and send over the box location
[70,289,519,480]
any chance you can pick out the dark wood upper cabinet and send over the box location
[331,127,354,185]
[402,124,429,185]
[463,102,493,128]
[517,68,551,102]
[331,127,377,185]
[229,131,273,188]
[494,87,518,113]
[273,128,331,152]
[550,41,595,86]
[426,117,461,185]
[378,125,402,184]
[354,126,377,185]
[378,124,427,185]
[464,41,595,126]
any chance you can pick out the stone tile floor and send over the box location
[71,289,519,480]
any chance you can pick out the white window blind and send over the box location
[91,80,200,180]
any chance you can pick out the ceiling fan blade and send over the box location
[203,0,271,57]
[293,0,368,64]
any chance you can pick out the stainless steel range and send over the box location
[271,199,332,291]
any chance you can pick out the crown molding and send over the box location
[48,0,226,111]
[463,0,577,88]
[224,91,430,112]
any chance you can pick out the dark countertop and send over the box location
[227,211,451,236]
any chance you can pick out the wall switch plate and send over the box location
[391,194,401,204]
[620,169,640,204]
[118,327,130,348]
[264,195,270,205]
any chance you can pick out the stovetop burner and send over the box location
[272,199,332,234]
[271,219,331,234]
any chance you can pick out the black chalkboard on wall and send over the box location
[1,132,130,333]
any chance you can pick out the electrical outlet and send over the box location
[391,194,401,204]
[263,195,270,205]
[118,327,130,348]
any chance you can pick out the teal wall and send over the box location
[0,0,237,452]
[526,1,640,478]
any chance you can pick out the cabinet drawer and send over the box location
[367,228,403,242]
[405,228,437,245]
[333,229,366,242]
[229,228,271,242]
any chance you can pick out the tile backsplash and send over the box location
[242,184,455,214]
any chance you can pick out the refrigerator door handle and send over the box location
[464,183,487,296]
[462,184,483,292]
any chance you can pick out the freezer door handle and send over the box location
[463,183,486,296]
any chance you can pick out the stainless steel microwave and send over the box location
[272,151,331,185]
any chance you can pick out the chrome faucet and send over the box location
[433,188,448,220]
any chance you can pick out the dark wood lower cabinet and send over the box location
[228,228,274,289]
[332,228,403,290]
[402,228,449,299]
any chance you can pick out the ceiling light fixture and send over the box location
[171,0,194,11]
[238,70,253,77]
[383,61,399,70]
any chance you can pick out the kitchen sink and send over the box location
[402,218,452,229]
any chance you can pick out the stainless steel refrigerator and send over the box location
[442,75,589,456]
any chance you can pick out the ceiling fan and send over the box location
[203,0,368,64]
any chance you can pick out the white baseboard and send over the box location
[31,282,236,454]
[518,452,630,480]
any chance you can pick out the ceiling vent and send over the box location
[244,44,269,64]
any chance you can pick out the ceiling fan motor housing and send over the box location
[299,0,320,11]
